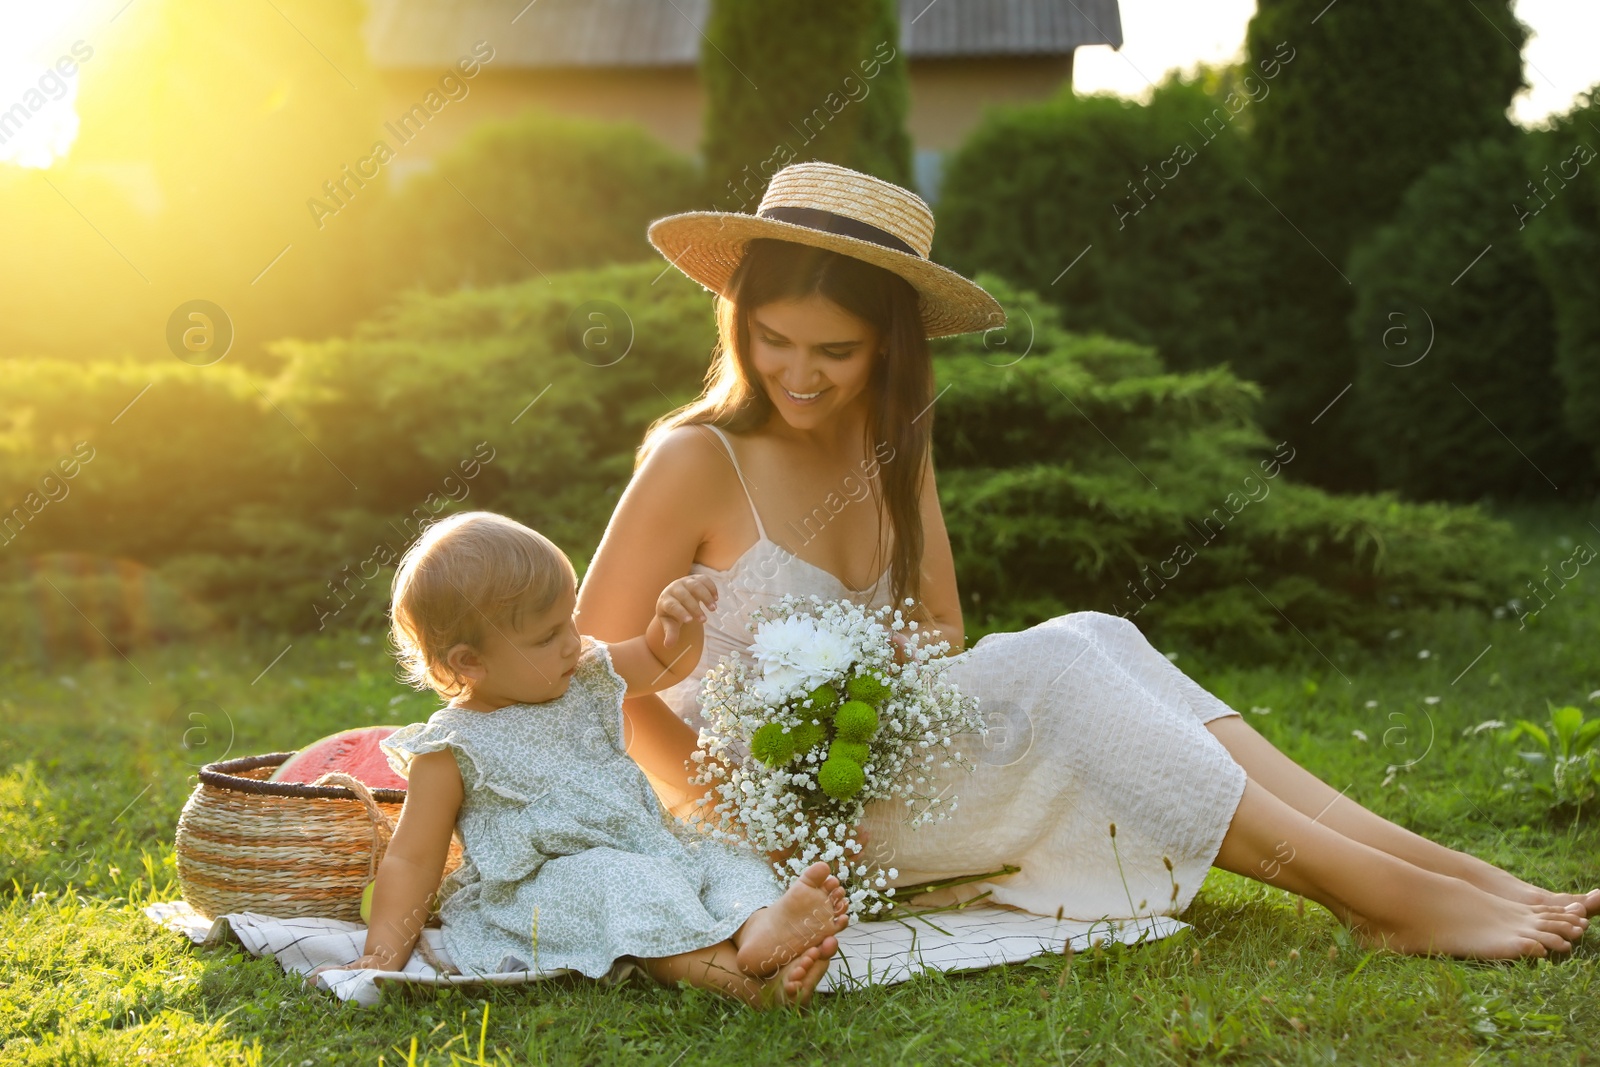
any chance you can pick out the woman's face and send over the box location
[747,294,880,430]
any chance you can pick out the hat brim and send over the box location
[647,211,1006,339]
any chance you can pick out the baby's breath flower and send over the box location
[689,593,983,918]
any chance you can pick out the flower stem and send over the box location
[861,864,1021,922]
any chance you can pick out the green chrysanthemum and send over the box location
[789,720,827,755]
[828,739,871,766]
[817,755,865,801]
[834,699,879,742]
[751,721,796,766]
[845,672,891,706]
[807,683,840,711]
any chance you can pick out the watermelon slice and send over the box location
[268,725,410,791]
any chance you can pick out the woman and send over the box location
[574,161,1597,959]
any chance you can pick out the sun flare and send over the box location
[0,1,97,168]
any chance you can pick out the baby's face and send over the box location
[469,581,582,708]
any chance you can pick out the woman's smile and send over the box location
[779,383,830,406]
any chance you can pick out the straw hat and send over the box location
[647,160,1006,339]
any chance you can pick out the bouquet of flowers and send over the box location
[689,594,986,918]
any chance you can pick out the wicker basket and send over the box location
[175,752,466,924]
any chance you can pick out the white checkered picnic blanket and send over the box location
[143,900,1189,1006]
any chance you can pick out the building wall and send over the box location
[371,66,702,182]
[372,53,1074,201]
[906,55,1074,202]
[906,55,1074,151]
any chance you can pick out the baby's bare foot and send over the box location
[759,934,837,1010]
[736,861,847,978]
[1349,872,1586,959]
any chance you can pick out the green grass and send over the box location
[5,511,1600,1065]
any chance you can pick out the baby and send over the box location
[310,510,848,1008]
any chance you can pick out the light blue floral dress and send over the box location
[380,634,784,979]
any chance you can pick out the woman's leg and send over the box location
[1212,776,1587,958]
[1206,715,1600,916]
[640,936,838,1008]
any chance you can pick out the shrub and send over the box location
[934,69,1275,378]
[0,263,1534,662]
[1240,0,1529,489]
[0,359,295,648]
[700,0,912,204]
[367,109,705,294]
[1347,136,1594,501]
[0,359,292,562]
[1522,86,1600,469]
[0,264,720,638]
[255,261,720,630]
[931,275,1530,659]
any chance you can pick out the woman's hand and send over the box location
[886,618,965,662]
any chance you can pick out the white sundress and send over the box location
[656,424,1250,925]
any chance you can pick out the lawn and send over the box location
[4,507,1599,1065]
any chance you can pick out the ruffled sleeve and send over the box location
[381,718,483,790]
[579,636,629,749]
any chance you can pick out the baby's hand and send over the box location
[657,574,718,646]
[303,953,397,986]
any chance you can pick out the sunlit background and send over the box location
[1069,0,1595,127]
[0,1,93,168]
[2,0,1598,655]
[4,0,1595,171]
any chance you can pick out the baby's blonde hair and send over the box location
[389,511,576,697]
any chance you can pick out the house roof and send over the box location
[365,0,1123,70]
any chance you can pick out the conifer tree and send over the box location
[700,0,912,210]
[1240,0,1528,490]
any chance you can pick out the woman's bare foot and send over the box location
[1215,779,1589,961]
[1444,858,1600,917]
[1346,871,1587,958]
[735,861,847,977]
[1204,717,1600,921]
[758,935,838,1010]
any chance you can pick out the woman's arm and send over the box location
[311,750,462,975]
[576,427,728,815]
[910,452,966,653]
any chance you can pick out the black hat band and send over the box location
[757,205,922,259]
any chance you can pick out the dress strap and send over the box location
[702,424,767,541]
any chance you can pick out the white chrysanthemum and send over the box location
[749,614,822,670]
[749,612,857,692]
[792,625,857,680]
[754,662,808,703]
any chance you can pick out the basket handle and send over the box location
[312,771,395,881]
[309,770,464,974]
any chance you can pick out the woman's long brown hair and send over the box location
[638,237,933,611]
